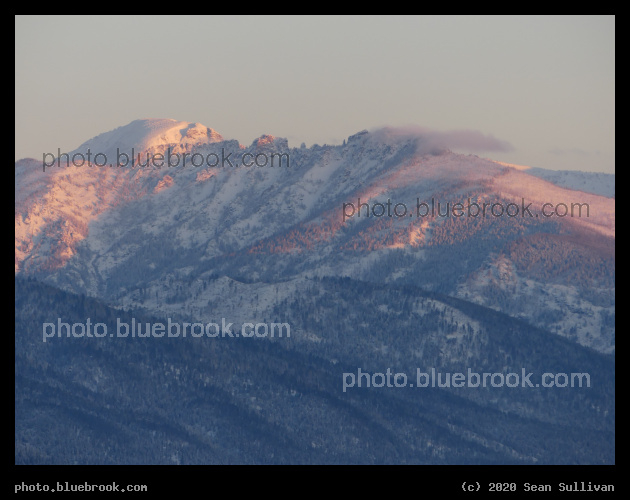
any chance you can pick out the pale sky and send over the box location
[15,15,615,173]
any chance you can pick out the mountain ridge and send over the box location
[15,119,615,355]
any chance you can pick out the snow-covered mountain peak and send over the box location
[73,118,223,158]
[15,119,615,355]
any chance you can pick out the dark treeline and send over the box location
[16,276,613,464]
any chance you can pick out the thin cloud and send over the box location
[368,126,514,154]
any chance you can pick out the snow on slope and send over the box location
[492,161,614,198]
[490,168,615,237]
[72,118,224,163]
[526,167,614,198]
[15,119,225,273]
[15,122,615,354]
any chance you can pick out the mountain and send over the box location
[16,119,615,353]
[490,161,615,198]
[15,276,614,464]
[74,119,224,159]
[15,119,615,464]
